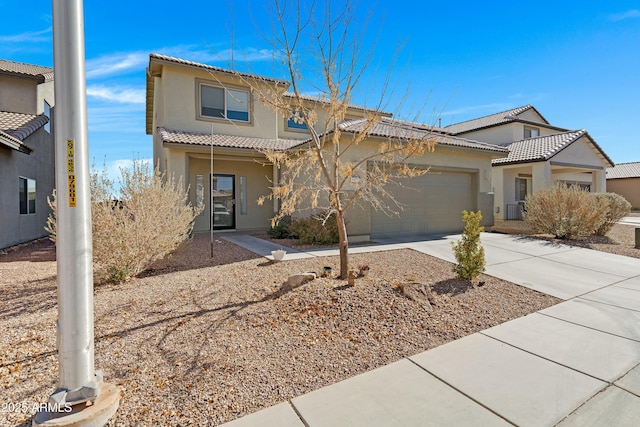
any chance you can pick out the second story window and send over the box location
[286,115,308,131]
[199,83,250,122]
[524,126,539,139]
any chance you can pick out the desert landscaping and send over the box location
[1,216,638,425]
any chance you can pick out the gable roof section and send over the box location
[338,117,509,155]
[283,92,393,117]
[492,130,614,166]
[0,59,54,83]
[607,162,640,179]
[0,111,49,153]
[158,127,303,151]
[445,105,552,135]
[147,53,290,135]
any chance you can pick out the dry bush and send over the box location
[289,212,340,245]
[593,193,631,236]
[46,160,202,282]
[524,184,604,239]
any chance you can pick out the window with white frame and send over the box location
[19,177,36,214]
[199,82,250,122]
[524,126,539,139]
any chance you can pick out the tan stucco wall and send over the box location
[0,76,36,113]
[553,136,606,167]
[607,178,640,209]
[286,137,497,236]
[517,109,547,123]
[460,122,558,145]
[188,157,275,232]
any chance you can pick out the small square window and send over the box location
[524,126,540,139]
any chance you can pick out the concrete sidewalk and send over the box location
[221,233,640,426]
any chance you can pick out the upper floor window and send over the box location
[199,82,250,123]
[19,177,36,214]
[524,126,539,139]
[44,101,51,133]
[286,114,308,131]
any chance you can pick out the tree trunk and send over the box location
[336,209,349,279]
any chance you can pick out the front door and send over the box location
[212,174,235,230]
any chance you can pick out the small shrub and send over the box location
[593,193,631,236]
[289,212,339,244]
[267,215,294,239]
[451,210,486,281]
[524,184,604,239]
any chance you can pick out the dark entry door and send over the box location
[212,174,235,230]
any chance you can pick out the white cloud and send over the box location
[441,103,512,118]
[86,52,149,79]
[609,9,640,21]
[94,159,153,194]
[0,27,51,43]
[84,45,277,79]
[87,85,146,104]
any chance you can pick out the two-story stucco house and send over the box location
[0,60,55,249]
[145,54,508,240]
[445,105,614,220]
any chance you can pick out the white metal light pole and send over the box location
[35,1,119,425]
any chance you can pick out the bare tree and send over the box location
[255,0,437,278]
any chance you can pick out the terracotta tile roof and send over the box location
[607,162,640,179]
[491,130,614,166]
[158,127,304,151]
[0,59,53,82]
[0,111,49,153]
[339,118,509,155]
[282,92,392,116]
[148,53,289,86]
[444,105,550,135]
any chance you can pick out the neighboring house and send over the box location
[445,105,614,220]
[606,162,640,210]
[146,53,508,240]
[0,60,55,249]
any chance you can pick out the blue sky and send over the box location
[1,0,639,175]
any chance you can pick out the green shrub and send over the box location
[593,193,631,236]
[451,210,486,281]
[267,215,294,239]
[289,212,339,244]
[524,184,604,239]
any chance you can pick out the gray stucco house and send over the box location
[0,60,55,249]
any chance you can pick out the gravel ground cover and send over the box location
[0,235,560,426]
[491,221,640,259]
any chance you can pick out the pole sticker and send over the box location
[66,139,76,207]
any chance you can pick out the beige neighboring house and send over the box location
[146,53,508,240]
[445,105,614,220]
[0,59,55,249]
[606,162,640,210]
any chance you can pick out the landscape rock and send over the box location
[397,282,436,310]
[286,272,316,288]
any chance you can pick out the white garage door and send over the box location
[371,170,475,238]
